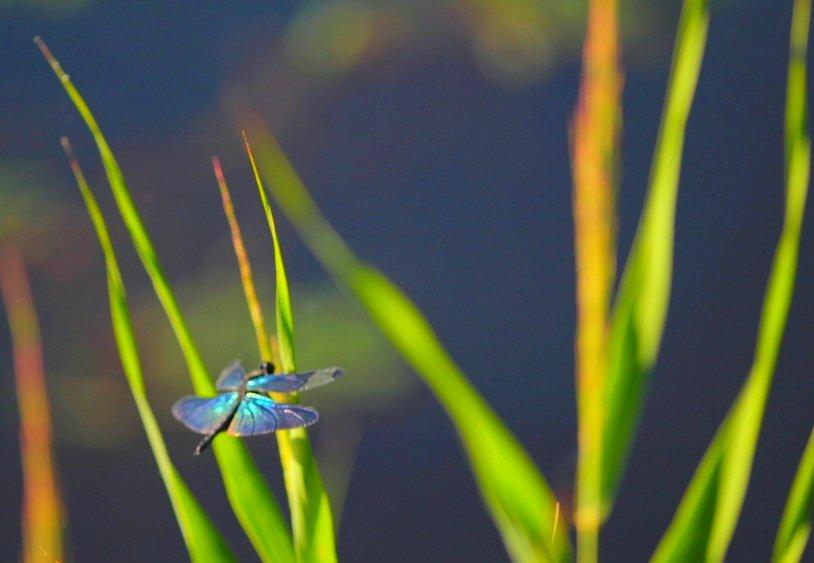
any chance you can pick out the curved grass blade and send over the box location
[570,0,621,558]
[0,246,67,563]
[601,0,710,512]
[62,137,235,562]
[243,133,297,373]
[241,137,338,563]
[235,113,571,563]
[653,1,811,559]
[36,39,295,563]
[772,428,814,563]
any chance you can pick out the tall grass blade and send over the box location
[602,0,710,510]
[0,246,66,563]
[773,428,814,563]
[63,137,235,563]
[652,1,810,559]
[36,38,295,563]
[243,133,297,373]
[236,112,571,563]
[242,135,338,563]
[570,0,620,559]
[214,152,337,563]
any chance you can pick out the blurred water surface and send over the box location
[0,1,811,561]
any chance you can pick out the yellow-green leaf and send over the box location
[602,0,710,512]
[773,428,814,563]
[63,137,235,563]
[37,38,295,563]
[652,1,811,559]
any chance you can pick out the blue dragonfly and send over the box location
[172,361,343,454]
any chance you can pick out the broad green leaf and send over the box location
[236,117,571,563]
[218,145,337,563]
[37,38,295,563]
[602,0,710,512]
[652,1,811,559]
[773,428,814,563]
[63,138,235,562]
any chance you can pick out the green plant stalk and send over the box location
[63,137,235,562]
[236,113,571,563]
[602,0,710,512]
[652,0,810,559]
[773,428,814,563]
[215,151,337,563]
[37,38,295,563]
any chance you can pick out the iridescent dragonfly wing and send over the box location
[246,367,343,393]
[172,392,241,434]
[215,361,246,391]
[227,393,319,436]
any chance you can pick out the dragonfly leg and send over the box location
[194,431,219,455]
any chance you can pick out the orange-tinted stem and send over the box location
[212,157,274,363]
[0,245,66,563]
[571,0,621,559]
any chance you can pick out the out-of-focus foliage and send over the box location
[0,161,90,276]
[602,0,709,514]
[0,247,66,563]
[773,428,814,563]
[570,0,621,559]
[653,0,810,559]
[273,0,660,88]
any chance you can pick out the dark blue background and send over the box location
[1,1,811,561]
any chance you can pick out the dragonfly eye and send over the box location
[259,361,275,374]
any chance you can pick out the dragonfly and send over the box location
[172,360,343,454]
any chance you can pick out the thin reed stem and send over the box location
[0,246,65,563]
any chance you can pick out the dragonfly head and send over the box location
[259,361,275,375]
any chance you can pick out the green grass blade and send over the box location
[237,116,571,563]
[216,149,337,563]
[243,133,298,373]
[37,39,295,563]
[652,1,811,559]
[601,0,710,510]
[62,137,235,563]
[773,428,814,563]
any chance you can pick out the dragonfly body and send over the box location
[172,361,343,454]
